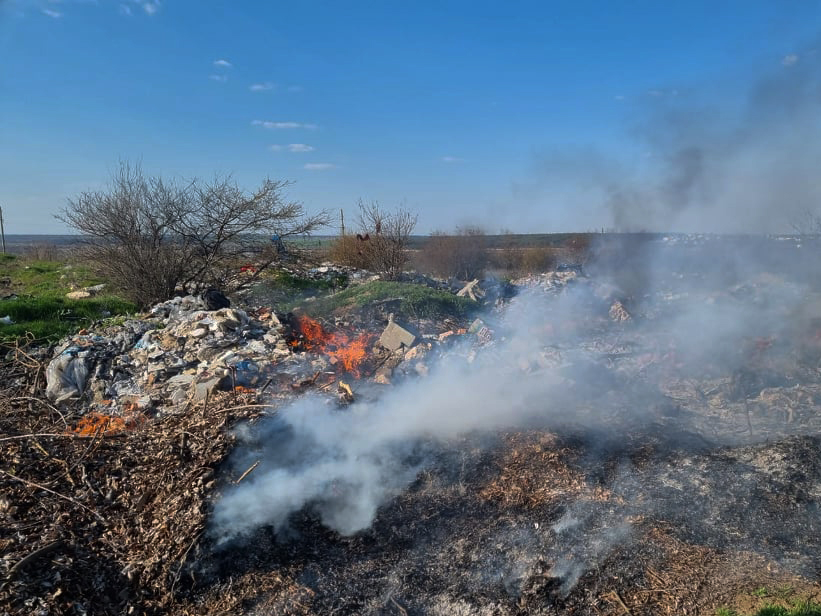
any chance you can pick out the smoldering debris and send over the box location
[201,235,821,613]
[10,234,821,614]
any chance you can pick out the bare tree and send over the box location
[355,200,417,279]
[57,162,329,307]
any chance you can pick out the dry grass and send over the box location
[479,432,586,507]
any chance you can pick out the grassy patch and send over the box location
[0,255,105,296]
[263,268,347,291]
[303,280,478,320]
[717,602,821,616]
[0,295,137,342]
[0,253,136,343]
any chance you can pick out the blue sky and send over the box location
[2,1,820,234]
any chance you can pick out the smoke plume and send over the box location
[515,40,821,233]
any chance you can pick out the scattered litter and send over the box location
[457,279,486,301]
[378,321,418,352]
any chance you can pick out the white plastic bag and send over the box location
[46,352,89,403]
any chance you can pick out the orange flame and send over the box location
[71,409,146,436]
[290,315,374,377]
[326,333,374,378]
[290,315,329,350]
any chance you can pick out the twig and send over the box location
[170,530,204,595]
[7,540,65,581]
[0,432,103,443]
[390,597,408,616]
[11,397,68,429]
[214,404,277,414]
[235,460,260,484]
[0,468,106,524]
[607,590,634,616]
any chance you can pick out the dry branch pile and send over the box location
[0,340,267,615]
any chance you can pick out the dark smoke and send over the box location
[517,41,821,233]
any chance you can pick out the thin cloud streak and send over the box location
[250,82,275,92]
[213,59,232,68]
[41,8,63,18]
[304,163,335,170]
[288,143,314,152]
[252,120,317,130]
[209,74,227,82]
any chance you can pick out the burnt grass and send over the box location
[6,237,821,615]
[182,423,821,615]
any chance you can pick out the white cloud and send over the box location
[119,4,132,16]
[141,1,159,15]
[614,94,625,101]
[782,53,799,66]
[288,143,314,152]
[41,7,63,17]
[304,163,335,171]
[252,120,317,130]
[213,59,232,68]
[441,156,463,163]
[209,74,228,82]
[249,82,275,92]
[268,145,283,151]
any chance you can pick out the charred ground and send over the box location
[3,234,821,615]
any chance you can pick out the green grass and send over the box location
[302,280,478,320]
[0,254,136,343]
[0,295,137,342]
[717,601,821,616]
[0,255,105,296]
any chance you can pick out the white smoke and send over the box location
[212,289,572,542]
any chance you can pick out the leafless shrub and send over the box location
[326,234,371,269]
[420,227,489,280]
[353,200,417,279]
[57,162,329,308]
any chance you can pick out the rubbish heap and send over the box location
[44,294,294,413]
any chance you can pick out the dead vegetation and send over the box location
[5,238,821,615]
[0,342,267,615]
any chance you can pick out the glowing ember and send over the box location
[72,410,146,436]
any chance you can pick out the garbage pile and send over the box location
[44,294,294,412]
[40,266,641,417]
[11,251,821,616]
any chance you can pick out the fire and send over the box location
[326,333,373,377]
[72,409,146,436]
[290,315,329,350]
[290,315,374,377]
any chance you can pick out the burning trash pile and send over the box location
[5,241,821,615]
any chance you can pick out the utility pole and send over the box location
[0,206,6,254]
[340,208,345,236]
